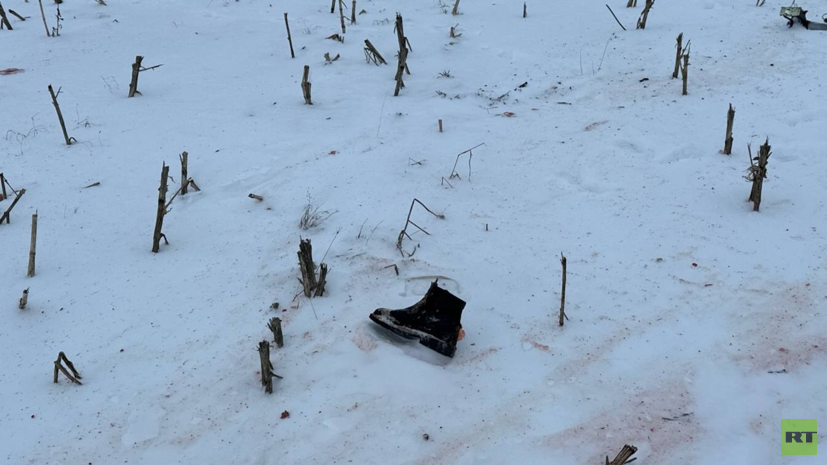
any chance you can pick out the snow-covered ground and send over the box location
[2,0,826,463]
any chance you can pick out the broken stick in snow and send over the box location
[0,173,6,201]
[179,152,189,195]
[268,317,284,348]
[0,3,12,30]
[301,65,312,104]
[523,2,527,18]
[672,33,683,79]
[559,253,567,326]
[248,193,264,201]
[636,0,654,29]
[298,238,317,297]
[438,119,443,133]
[0,188,26,224]
[48,85,74,145]
[53,352,82,385]
[338,0,346,34]
[151,163,170,253]
[747,139,771,212]
[723,104,735,155]
[452,0,461,15]
[680,44,690,95]
[257,341,282,394]
[607,445,638,465]
[127,56,162,98]
[314,263,328,297]
[19,288,28,310]
[38,0,50,37]
[284,13,295,59]
[393,14,410,96]
[396,198,445,256]
[364,39,387,65]
[351,0,356,24]
[28,211,37,277]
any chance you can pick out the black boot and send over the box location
[369,280,466,357]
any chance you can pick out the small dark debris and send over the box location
[281,410,290,419]
[422,433,430,441]
[639,78,649,82]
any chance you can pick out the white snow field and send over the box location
[1,0,826,463]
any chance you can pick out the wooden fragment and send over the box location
[672,33,683,79]
[180,151,188,195]
[0,188,26,224]
[298,238,317,297]
[248,193,264,201]
[301,65,312,105]
[314,263,328,297]
[607,445,637,465]
[559,253,567,326]
[19,288,28,310]
[151,163,169,253]
[284,13,295,59]
[268,317,284,348]
[723,104,735,155]
[128,55,143,97]
[0,3,12,30]
[27,212,37,277]
[48,85,73,146]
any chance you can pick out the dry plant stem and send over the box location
[607,445,637,465]
[452,0,460,15]
[248,193,264,201]
[48,85,73,145]
[338,0,346,34]
[8,9,24,21]
[0,3,12,30]
[53,352,82,385]
[301,65,312,104]
[438,119,443,133]
[0,188,26,224]
[330,0,335,14]
[38,0,50,36]
[626,0,637,7]
[605,4,626,31]
[258,341,276,393]
[28,212,37,277]
[180,152,188,195]
[128,56,143,97]
[284,13,295,59]
[364,39,387,65]
[351,0,356,24]
[559,253,567,326]
[636,0,654,29]
[681,51,689,95]
[396,198,444,255]
[298,238,317,297]
[523,2,527,18]
[152,163,169,253]
[723,104,735,155]
[673,33,683,79]
[0,173,6,201]
[748,139,771,211]
[19,288,28,309]
[268,317,284,348]
[449,143,485,180]
[314,263,328,297]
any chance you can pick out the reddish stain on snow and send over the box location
[0,68,25,76]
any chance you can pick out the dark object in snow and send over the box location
[606,444,637,465]
[780,6,827,30]
[370,280,466,357]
